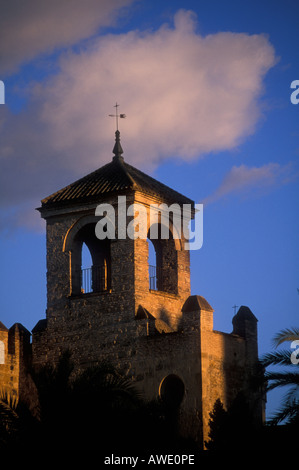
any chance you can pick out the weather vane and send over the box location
[109,102,126,131]
[232,305,238,314]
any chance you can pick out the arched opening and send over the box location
[148,237,156,267]
[71,223,111,295]
[148,237,162,291]
[81,243,93,293]
[159,374,185,408]
[147,223,178,293]
[82,242,92,269]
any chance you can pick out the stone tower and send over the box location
[0,322,31,401]
[32,130,193,364]
[28,130,264,448]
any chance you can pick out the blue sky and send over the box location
[0,0,298,420]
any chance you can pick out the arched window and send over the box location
[147,223,178,294]
[82,242,92,269]
[81,242,93,293]
[148,237,160,291]
[71,223,111,295]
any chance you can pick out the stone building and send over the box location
[0,322,31,401]
[0,130,264,448]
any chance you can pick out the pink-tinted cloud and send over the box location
[0,10,278,230]
[203,163,296,205]
[35,10,276,168]
[0,0,135,76]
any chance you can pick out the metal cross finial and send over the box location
[109,102,126,131]
[232,305,239,314]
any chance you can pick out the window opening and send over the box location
[148,236,163,291]
[148,238,157,290]
[148,222,179,293]
[81,242,92,293]
[71,224,110,295]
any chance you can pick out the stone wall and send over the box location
[30,189,262,448]
[0,322,32,404]
[33,190,193,367]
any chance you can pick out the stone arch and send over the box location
[147,222,179,294]
[147,212,183,252]
[159,374,185,408]
[63,214,115,252]
[63,215,112,294]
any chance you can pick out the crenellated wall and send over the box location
[0,322,32,403]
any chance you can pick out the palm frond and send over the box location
[0,395,19,436]
[265,371,299,391]
[260,349,293,367]
[283,384,299,403]
[272,327,299,347]
[72,362,142,406]
[267,392,299,425]
[105,374,142,401]
[0,389,19,410]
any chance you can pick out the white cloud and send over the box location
[0,0,135,76]
[35,10,276,168]
[0,9,278,230]
[202,163,295,205]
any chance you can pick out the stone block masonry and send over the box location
[1,143,264,449]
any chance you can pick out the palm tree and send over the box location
[0,389,39,449]
[261,327,299,425]
[0,390,19,448]
[1,352,195,450]
[29,351,152,449]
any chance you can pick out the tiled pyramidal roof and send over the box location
[40,131,194,209]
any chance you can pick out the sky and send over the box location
[0,0,298,420]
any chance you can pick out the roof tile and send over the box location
[40,156,194,209]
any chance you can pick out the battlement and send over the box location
[0,139,263,449]
[0,322,31,399]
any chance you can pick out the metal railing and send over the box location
[149,265,163,291]
[81,265,164,293]
[81,265,108,293]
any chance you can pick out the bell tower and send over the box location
[32,129,194,369]
[26,122,263,449]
